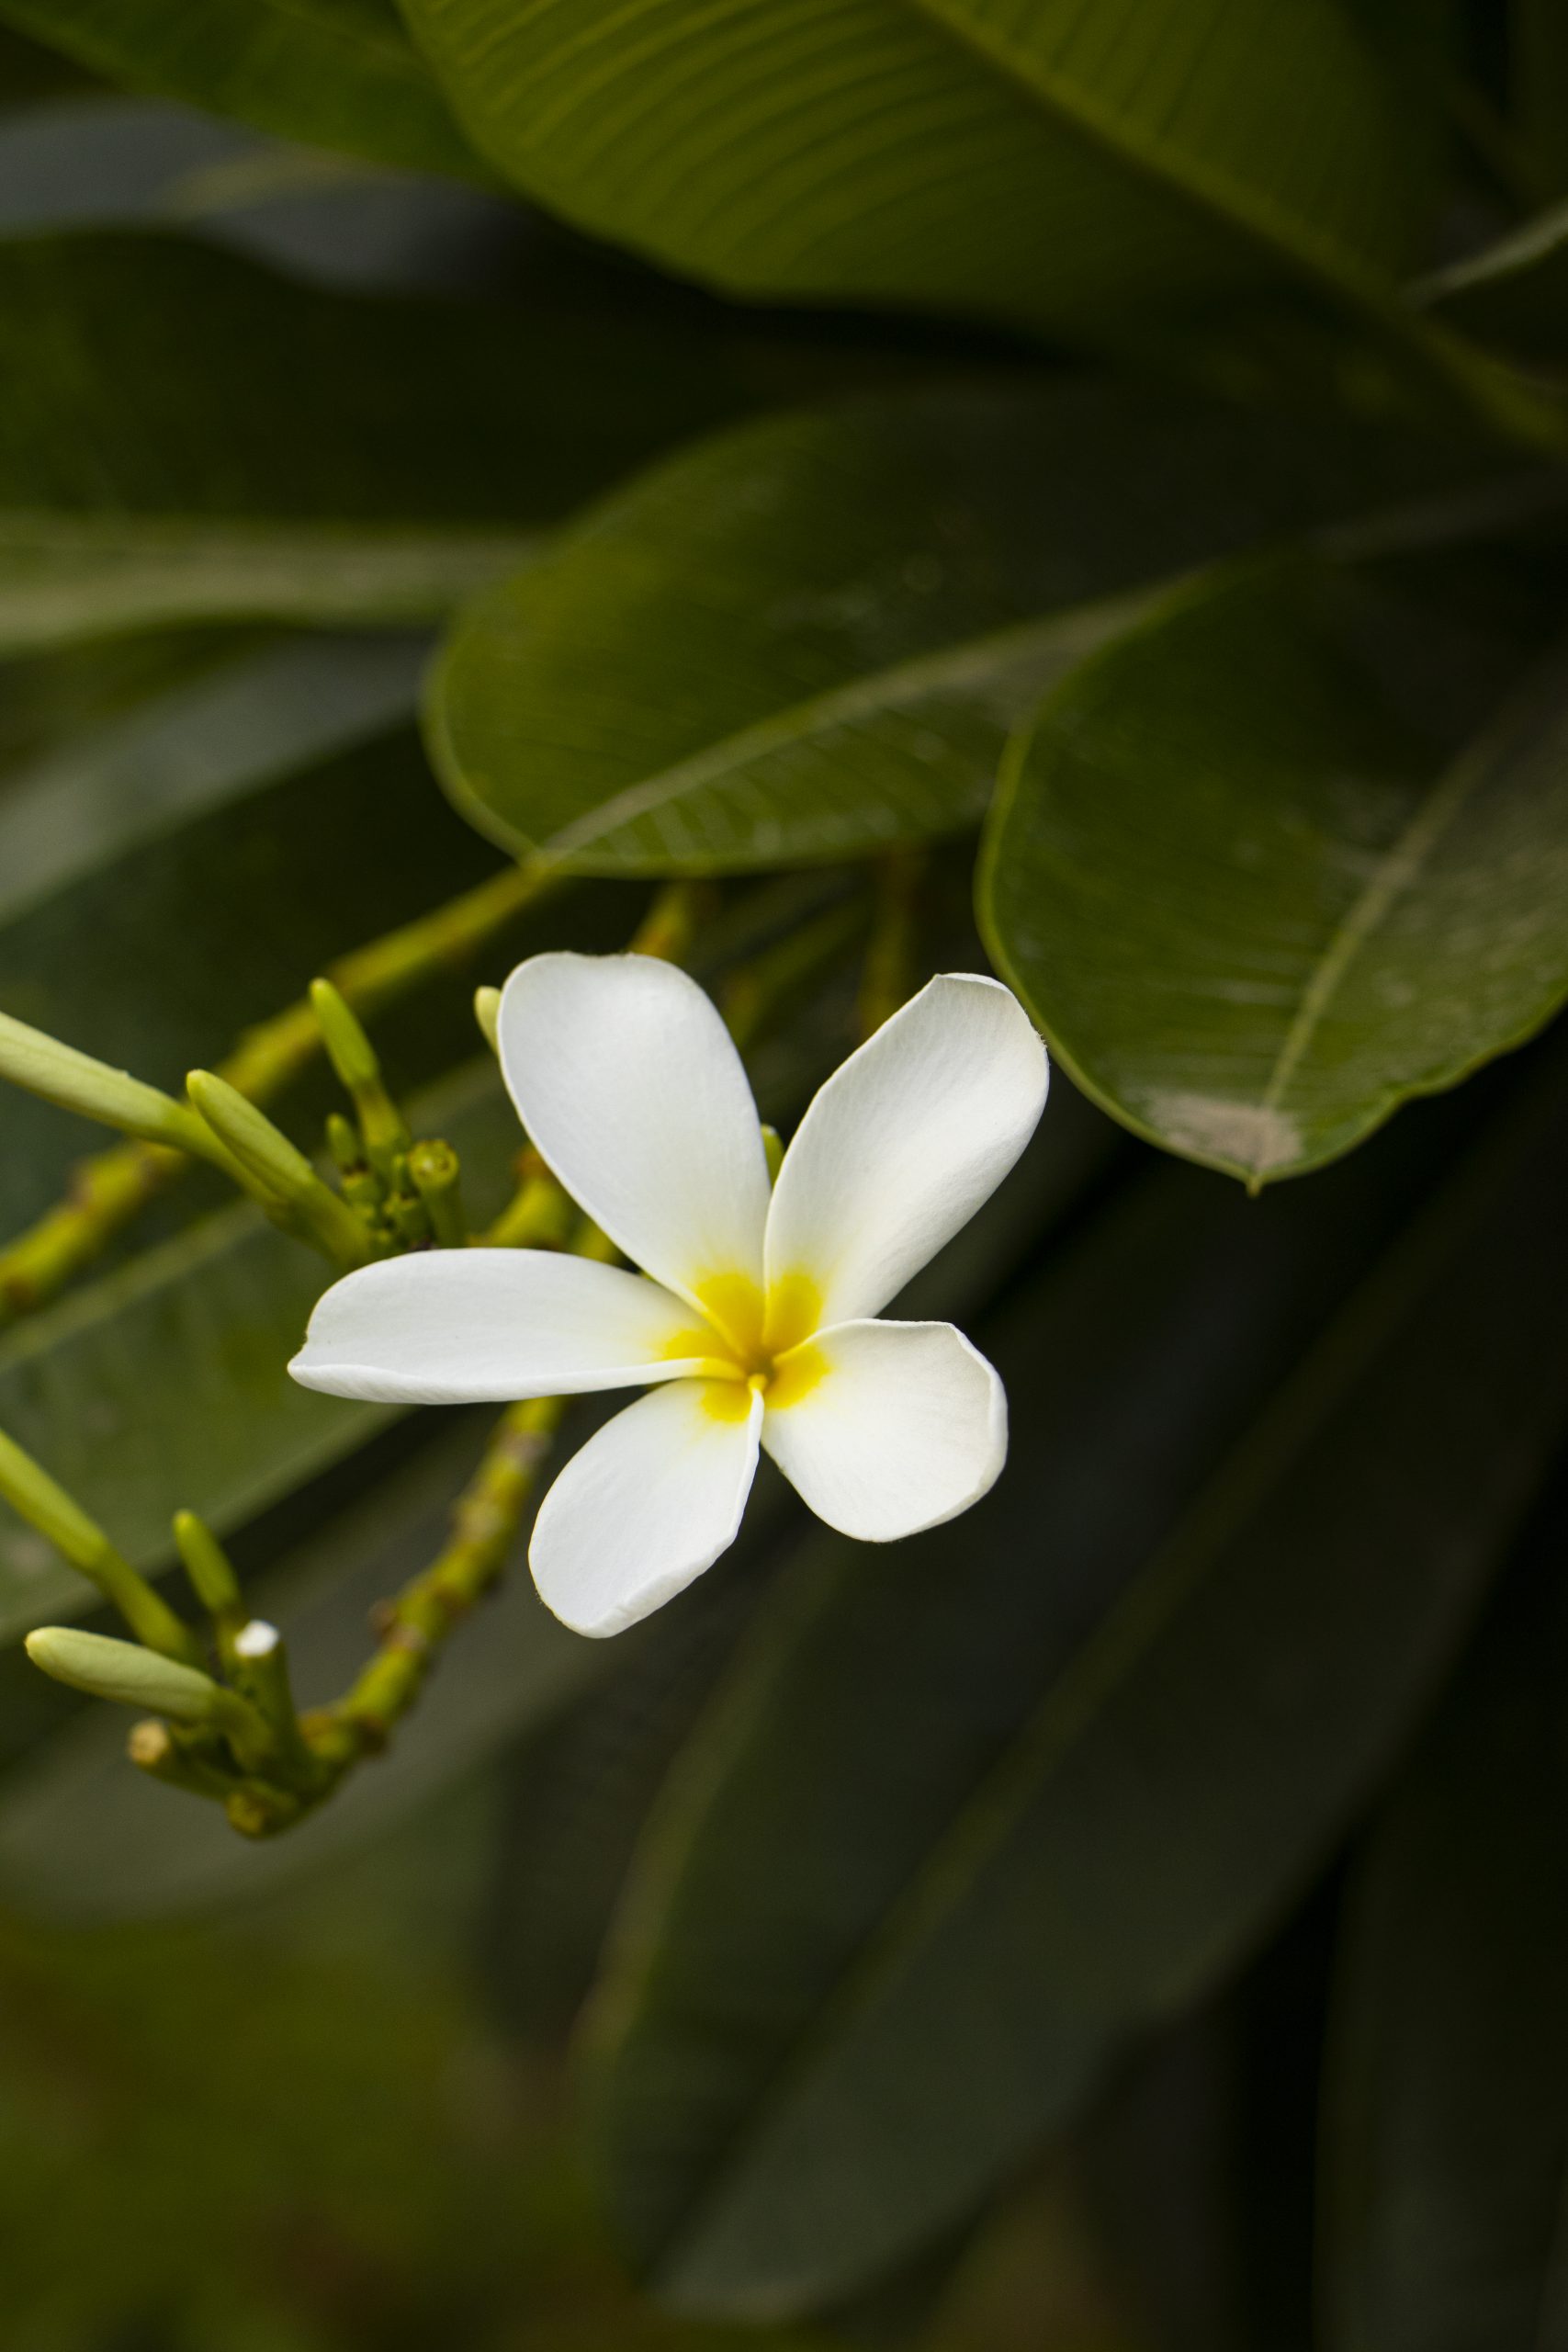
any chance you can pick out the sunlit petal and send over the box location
[530,1378,763,1636]
[762,1317,1005,1540]
[498,953,771,1309]
[764,974,1047,1326]
[290,1250,728,1404]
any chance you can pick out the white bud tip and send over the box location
[233,1619,281,1660]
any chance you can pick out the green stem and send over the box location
[0,1428,203,1667]
[856,847,926,1040]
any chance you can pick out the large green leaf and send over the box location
[430,383,1488,874]
[0,1055,522,1641]
[400,0,1438,347]
[0,229,870,648]
[584,1045,1568,2316]
[0,630,426,925]
[981,542,1568,1184]
[0,0,479,179]
[1318,1469,1568,2350]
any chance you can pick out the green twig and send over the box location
[856,847,927,1041]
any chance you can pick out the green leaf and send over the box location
[981,543,1568,1184]
[1516,0,1568,199]
[400,0,1438,345]
[0,0,479,179]
[1416,199,1568,369]
[0,1055,519,1642]
[584,1046,1568,2317]
[0,631,426,926]
[1318,1471,1568,2349]
[430,383,1488,875]
[0,229,862,648]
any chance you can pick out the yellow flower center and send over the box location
[660,1269,829,1419]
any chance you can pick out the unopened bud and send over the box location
[173,1510,241,1618]
[27,1626,223,1720]
[0,1012,218,1160]
[186,1072,371,1267]
[310,980,409,1163]
[406,1139,466,1247]
[474,988,502,1052]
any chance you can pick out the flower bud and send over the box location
[406,1139,467,1247]
[473,987,502,1052]
[26,1626,225,1720]
[0,1012,218,1160]
[310,980,409,1164]
[186,1072,371,1266]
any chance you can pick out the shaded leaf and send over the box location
[981,543,1568,1183]
[0,93,512,289]
[0,0,479,179]
[0,630,426,925]
[1318,1464,1568,2351]
[0,229,874,647]
[431,382,1488,874]
[401,0,1438,348]
[1516,0,1568,199]
[584,1042,1568,2317]
[1416,199,1568,369]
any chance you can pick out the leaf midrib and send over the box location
[529,587,1164,865]
[1259,641,1568,1123]
[899,0,1399,311]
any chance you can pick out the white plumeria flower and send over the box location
[290,955,1048,1637]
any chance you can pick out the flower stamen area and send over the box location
[667,1269,828,1419]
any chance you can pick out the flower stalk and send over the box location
[0,1427,204,1666]
[185,1071,375,1267]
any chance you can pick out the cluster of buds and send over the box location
[0,976,472,1274]
[0,1431,336,1835]
[0,978,495,1830]
[310,980,467,1254]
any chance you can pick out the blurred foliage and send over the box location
[0,2,1567,2346]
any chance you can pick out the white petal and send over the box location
[761,1318,1005,1541]
[764,974,1048,1327]
[497,953,771,1311]
[530,1378,762,1636]
[289,1250,727,1405]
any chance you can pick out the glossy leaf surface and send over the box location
[982,547,1568,1182]
[401,0,1437,343]
[432,384,1481,874]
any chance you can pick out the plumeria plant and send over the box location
[6,1,1568,2340]
[1,868,1057,1832]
